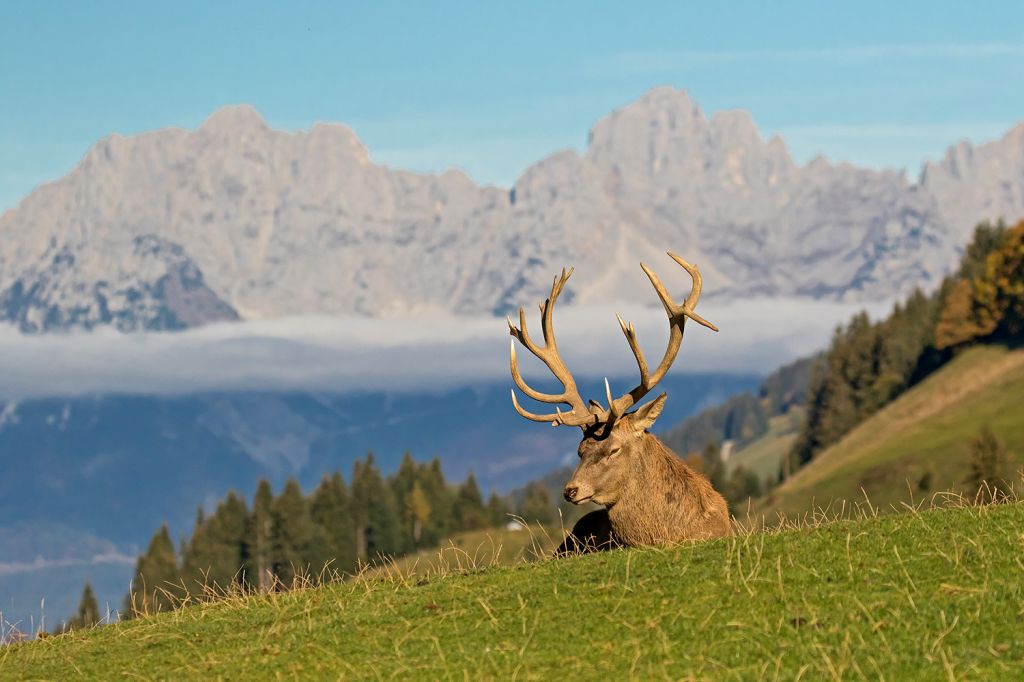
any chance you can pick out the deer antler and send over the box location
[603,252,718,424]
[508,253,716,429]
[508,268,598,427]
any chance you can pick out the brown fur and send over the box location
[560,395,731,552]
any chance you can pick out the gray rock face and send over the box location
[0,234,238,332]
[1,87,1022,331]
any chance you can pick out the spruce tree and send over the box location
[518,482,554,525]
[967,426,1011,499]
[454,473,486,531]
[486,491,509,528]
[351,453,401,562]
[309,473,357,576]
[390,452,421,554]
[271,478,315,587]
[246,479,275,592]
[125,525,180,617]
[701,441,725,491]
[62,581,102,632]
[417,458,455,546]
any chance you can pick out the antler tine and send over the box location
[616,313,650,389]
[508,266,593,427]
[607,253,718,418]
[509,340,572,404]
[604,378,622,422]
[510,390,595,427]
[666,252,719,332]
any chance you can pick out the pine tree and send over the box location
[180,492,248,596]
[59,581,102,632]
[518,482,554,525]
[967,426,1011,499]
[417,457,455,546]
[309,473,357,577]
[701,441,725,490]
[722,465,762,509]
[390,452,421,554]
[125,525,180,617]
[485,491,509,528]
[271,478,315,586]
[351,453,401,562]
[246,479,275,592]
[454,473,486,531]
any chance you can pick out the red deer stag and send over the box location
[508,252,731,553]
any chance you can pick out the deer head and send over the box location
[508,252,717,507]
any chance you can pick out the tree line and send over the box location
[789,219,1024,471]
[119,452,555,618]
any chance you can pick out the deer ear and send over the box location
[631,393,667,431]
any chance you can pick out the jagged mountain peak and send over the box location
[200,103,269,133]
[1,88,1023,332]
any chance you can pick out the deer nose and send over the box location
[564,486,578,502]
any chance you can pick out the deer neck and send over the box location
[608,433,677,518]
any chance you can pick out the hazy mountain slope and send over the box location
[3,88,1022,331]
[761,345,1024,518]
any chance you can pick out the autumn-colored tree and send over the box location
[405,481,432,546]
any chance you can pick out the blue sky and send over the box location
[2,1,1023,212]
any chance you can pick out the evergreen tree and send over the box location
[454,473,486,531]
[271,478,315,586]
[485,490,509,528]
[181,492,248,595]
[967,426,1011,498]
[517,482,554,525]
[246,479,275,592]
[958,220,1008,281]
[351,453,402,562]
[417,457,456,547]
[701,441,725,491]
[77,581,101,628]
[390,452,421,554]
[722,465,762,509]
[125,525,180,617]
[309,473,357,576]
[61,581,102,632]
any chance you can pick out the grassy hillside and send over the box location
[5,501,1024,679]
[725,410,802,481]
[762,345,1024,519]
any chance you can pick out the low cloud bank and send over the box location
[0,298,893,401]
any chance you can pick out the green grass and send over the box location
[5,501,1024,680]
[726,410,802,482]
[763,345,1024,519]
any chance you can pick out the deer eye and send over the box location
[609,446,622,457]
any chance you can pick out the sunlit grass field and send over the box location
[762,345,1024,519]
[4,499,1023,680]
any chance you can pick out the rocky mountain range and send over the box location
[3,87,1022,332]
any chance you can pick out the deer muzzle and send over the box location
[563,481,594,505]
